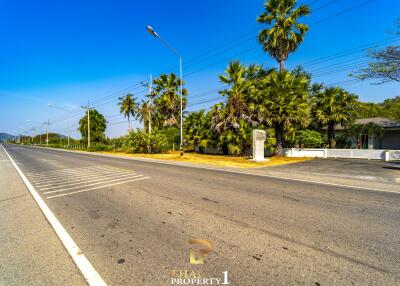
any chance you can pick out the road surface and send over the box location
[2,144,400,285]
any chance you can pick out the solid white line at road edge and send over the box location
[1,145,107,286]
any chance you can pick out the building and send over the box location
[337,117,400,149]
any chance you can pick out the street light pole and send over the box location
[146,25,184,156]
[149,73,152,133]
[44,120,51,146]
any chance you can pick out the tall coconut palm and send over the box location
[153,73,188,127]
[312,86,358,148]
[261,70,310,155]
[118,94,138,131]
[257,0,310,72]
[137,100,152,131]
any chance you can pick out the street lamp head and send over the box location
[146,26,159,38]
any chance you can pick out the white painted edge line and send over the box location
[17,144,400,195]
[47,176,151,199]
[1,145,107,286]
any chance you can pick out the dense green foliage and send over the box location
[78,109,107,144]
[296,130,326,148]
[123,129,169,154]
[311,85,358,148]
[355,97,400,120]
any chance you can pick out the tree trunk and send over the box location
[327,122,336,148]
[128,115,131,132]
[279,60,285,73]
[275,124,284,156]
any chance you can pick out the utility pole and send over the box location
[81,101,93,148]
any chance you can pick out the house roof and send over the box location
[335,117,400,130]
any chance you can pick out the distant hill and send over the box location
[0,133,14,142]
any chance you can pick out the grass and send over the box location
[98,150,311,168]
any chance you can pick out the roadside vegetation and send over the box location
[14,0,400,159]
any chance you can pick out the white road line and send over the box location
[27,166,102,177]
[36,171,137,188]
[1,145,107,286]
[26,165,128,178]
[43,175,144,194]
[33,169,135,185]
[40,173,140,191]
[28,167,128,180]
[30,168,133,183]
[46,176,151,199]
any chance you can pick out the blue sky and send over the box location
[1,0,399,138]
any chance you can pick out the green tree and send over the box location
[260,70,310,155]
[78,109,107,144]
[184,110,213,152]
[312,86,358,148]
[257,0,310,72]
[355,101,384,119]
[211,62,266,155]
[296,130,326,148]
[381,96,400,120]
[153,73,188,127]
[137,100,151,131]
[118,94,138,131]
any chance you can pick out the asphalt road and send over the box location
[2,144,400,286]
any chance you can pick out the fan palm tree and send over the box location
[218,61,265,130]
[261,70,310,155]
[118,94,138,131]
[312,86,358,148]
[257,0,310,72]
[153,73,188,127]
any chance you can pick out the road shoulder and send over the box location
[0,147,87,286]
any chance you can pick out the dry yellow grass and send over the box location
[98,151,311,168]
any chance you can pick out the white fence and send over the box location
[283,148,400,161]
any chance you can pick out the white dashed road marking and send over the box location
[26,165,150,199]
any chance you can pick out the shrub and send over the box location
[123,129,169,154]
[296,130,326,148]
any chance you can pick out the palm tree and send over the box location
[153,73,188,127]
[257,0,310,72]
[137,100,152,131]
[261,70,310,155]
[312,86,358,148]
[118,94,138,131]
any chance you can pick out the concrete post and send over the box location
[252,130,267,162]
[384,150,390,161]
